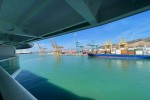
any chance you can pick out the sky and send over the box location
[30,10,150,52]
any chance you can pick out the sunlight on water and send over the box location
[17,54,150,100]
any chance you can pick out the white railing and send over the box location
[0,67,37,100]
[0,56,20,75]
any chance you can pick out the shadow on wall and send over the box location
[0,94,3,100]
[15,70,94,100]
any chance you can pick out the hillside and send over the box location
[127,37,150,43]
[99,37,150,48]
[127,37,150,47]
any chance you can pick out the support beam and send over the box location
[66,0,98,25]
[0,30,37,38]
[17,0,53,26]
[0,21,37,38]
[85,0,102,17]
[22,21,87,43]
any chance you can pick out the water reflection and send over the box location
[38,54,47,65]
[88,56,150,70]
[115,59,129,70]
[108,59,150,70]
[54,55,62,63]
[103,59,112,70]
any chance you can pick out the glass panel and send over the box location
[0,56,20,75]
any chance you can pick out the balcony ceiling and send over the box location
[0,0,150,45]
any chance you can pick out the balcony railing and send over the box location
[0,56,20,75]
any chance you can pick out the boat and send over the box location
[88,53,150,59]
[88,38,150,59]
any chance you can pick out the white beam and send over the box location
[0,21,37,38]
[22,21,87,43]
[0,67,37,100]
[66,0,98,25]
[17,0,53,26]
[0,30,38,38]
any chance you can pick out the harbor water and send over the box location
[15,54,150,100]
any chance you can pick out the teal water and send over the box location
[18,54,150,100]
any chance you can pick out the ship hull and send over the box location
[88,53,150,59]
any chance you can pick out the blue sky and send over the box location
[30,10,150,52]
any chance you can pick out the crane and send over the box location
[104,39,112,51]
[117,38,128,50]
[74,34,84,54]
[37,42,47,55]
[87,40,98,53]
[50,39,63,55]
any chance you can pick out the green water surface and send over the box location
[18,54,150,100]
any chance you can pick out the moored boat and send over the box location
[88,53,150,59]
[88,38,150,59]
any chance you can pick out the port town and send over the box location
[16,37,150,59]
